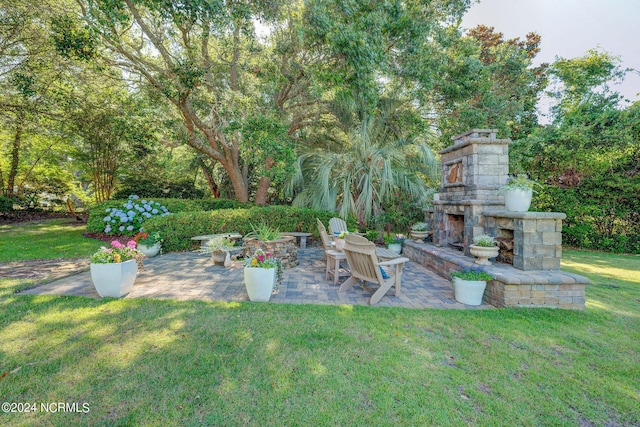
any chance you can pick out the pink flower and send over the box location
[111,241,125,249]
[257,254,264,262]
[127,240,137,249]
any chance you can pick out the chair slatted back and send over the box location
[343,234,384,284]
[328,217,348,235]
[317,219,333,250]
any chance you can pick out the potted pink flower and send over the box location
[89,240,143,298]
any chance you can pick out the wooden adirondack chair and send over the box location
[317,219,335,260]
[328,217,348,235]
[339,234,409,305]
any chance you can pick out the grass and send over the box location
[0,219,105,263]
[0,223,638,425]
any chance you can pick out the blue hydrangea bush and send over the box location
[102,195,171,235]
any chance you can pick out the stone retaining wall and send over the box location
[243,237,298,269]
[404,240,588,310]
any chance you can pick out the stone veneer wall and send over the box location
[243,237,298,269]
[404,240,589,310]
[483,211,565,271]
[432,129,510,254]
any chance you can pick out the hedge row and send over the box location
[143,206,357,252]
[87,198,250,234]
[533,178,640,254]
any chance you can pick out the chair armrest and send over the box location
[377,257,410,266]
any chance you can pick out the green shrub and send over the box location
[0,196,14,213]
[87,198,208,233]
[143,206,357,252]
[375,192,428,234]
[199,199,252,210]
[534,177,640,254]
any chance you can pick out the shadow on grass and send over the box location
[0,281,638,425]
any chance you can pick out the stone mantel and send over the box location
[483,211,567,220]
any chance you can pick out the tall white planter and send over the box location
[453,277,487,305]
[503,188,533,212]
[244,267,276,302]
[90,259,137,298]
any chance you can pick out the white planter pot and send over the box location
[469,245,500,265]
[335,238,345,251]
[387,242,403,254]
[244,267,275,302]
[90,260,137,298]
[453,277,487,306]
[503,188,533,212]
[211,250,228,265]
[138,242,161,257]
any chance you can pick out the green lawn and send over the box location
[0,223,638,426]
[0,219,105,263]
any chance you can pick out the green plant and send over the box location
[498,174,541,194]
[113,178,205,199]
[90,240,144,267]
[244,248,284,289]
[0,196,14,213]
[134,231,163,246]
[204,237,235,253]
[245,222,283,241]
[384,233,405,245]
[365,230,380,242]
[473,234,496,247]
[451,267,493,281]
[411,222,428,231]
[338,231,349,239]
[100,195,171,235]
[142,206,356,252]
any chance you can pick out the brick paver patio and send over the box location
[21,247,491,309]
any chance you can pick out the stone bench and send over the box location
[191,233,243,250]
[282,232,313,249]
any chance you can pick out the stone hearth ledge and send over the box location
[403,240,589,310]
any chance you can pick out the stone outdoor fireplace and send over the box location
[404,129,589,310]
[431,129,510,255]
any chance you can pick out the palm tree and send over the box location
[287,98,438,227]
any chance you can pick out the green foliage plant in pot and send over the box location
[202,236,237,265]
[245,222,283,241]
[89,240,144,298]
[410,222,430,240]
[451,267,493,306]
[384,233,406,254]
[134,231,163,257]
[243,249,283,302]
[469,234,499,266]
[498,174,540,212]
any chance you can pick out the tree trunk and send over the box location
[7,115,24,197]
[0,162,5,195]
[254,156,275,206]
[226,163,249,202]
[200,164,220,198]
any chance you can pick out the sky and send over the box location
[461,0,640,119]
